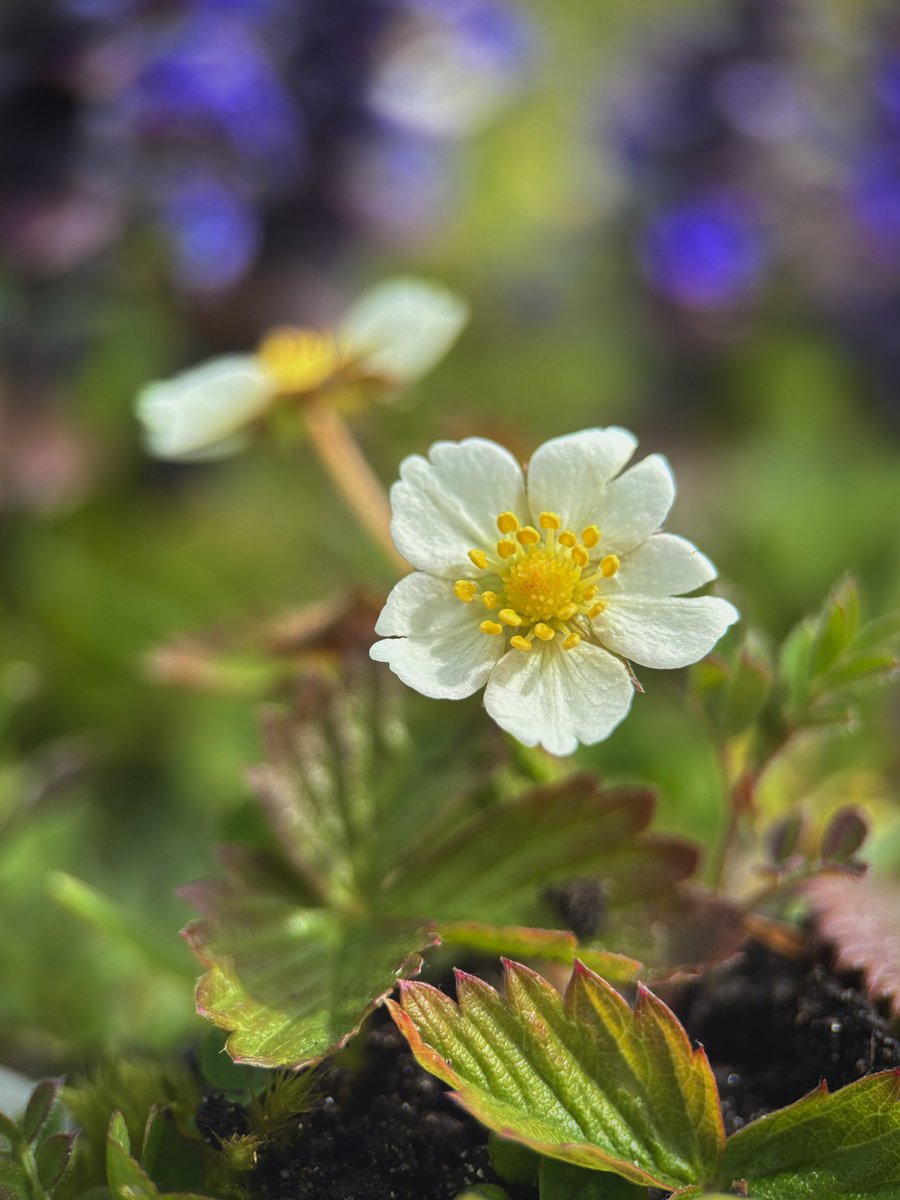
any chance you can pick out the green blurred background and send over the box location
[1,0,898,1068]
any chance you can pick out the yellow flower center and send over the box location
[453,510,619,653]
[256,327,342,395]
[502,552,579,624]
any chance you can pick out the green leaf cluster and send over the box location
[393,958,900,1199]
[0,1079,76,1200]
[104,1112,212,1200]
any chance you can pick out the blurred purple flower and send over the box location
[641,193,768,309]
[160,173,261,294]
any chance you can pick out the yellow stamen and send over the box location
[510,635,533,652]
[582,525,600,548]
[539,511,561,530]
[468,549,489,570]
[497,511,519,534]
[600,554,620,577]
[589,601,607,618]
[516,526,541,546]
[497,539,517,560]
[481,591,499,609]
[534,623,556,641]
[498,608,523,627]
[556,602,578,621]
[480,620,503,636]
[453,580,477,602]
[571,545,589,568]
[562,632,581,650]
[582,585,598,600]
[257,327,341,394]
[559,531,576,548]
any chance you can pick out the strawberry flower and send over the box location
[371,428,738,755]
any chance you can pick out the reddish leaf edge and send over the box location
[387,956,725,1193]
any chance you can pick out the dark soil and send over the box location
[675,939,900,1133]
[196,941,899,1200]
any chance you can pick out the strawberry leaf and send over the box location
[21,1078,63,1145]
[714,1072,900,1198]
[389,959,724,1192]
[805,874,900,1016]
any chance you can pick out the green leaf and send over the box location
[389,959,724,1192]
[107,1112,130,1155]
[22,1079,64,1146]
[539,1158,647,1199]
[197,1029,268,1096]
[812,576,859,676]
[0,1156,28,1200]
[139,1109,205,1194]
[437,923,640,983]
[184,854,436,1067]
[0,1113,18,1145]
[488,1134,540,1185]
[36,1132,77,1191]
[715,1072,900,1198]
[107,1121,159,1200]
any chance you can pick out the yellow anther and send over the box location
[257,328,341,394]
[539,511,561,530]
[496,511,519,534]
[480,620,503,636]
[582,585,598,600]
[562,632,581,651]
[453,580,477,602]
[534,623,556,641]
[556,603,578,621]
[497,539,517,560]
[510,635,533,652]
[498,608,523,627]
[468,549,489,570]
[516,526,541,545]
[481,591,499,609]
[589,601,607,618]
[582,524,600,548]
[600,554,620,578]
[571,545,589,568]
[559,530,576,548]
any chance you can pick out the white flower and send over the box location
[370,428,739,756]
[136,278,469,461]
[136,355,274,461]
[337,277,470,388]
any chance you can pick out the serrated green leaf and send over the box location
[184,862,436,1067]
[36,1131,76,1191]
[22,1078,63,1145]
[715,1072,900,1198]
[539,1158,646,1199]
[389,959,724,1192]
[438,923,640,983]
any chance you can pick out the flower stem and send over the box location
[304,397,407,573]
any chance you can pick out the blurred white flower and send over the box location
[370,428,739,755]
[136,277,469,460]
[136,355,273,461]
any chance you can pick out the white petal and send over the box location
[596,454,676,553]
[370,573,503,700]
[526,427,638,532]
[483,640,634,756]
[596,595,739,670]
[615,533,717,597]
[338,277,469,387]
[136,356,273,460]
[390,438,527,577]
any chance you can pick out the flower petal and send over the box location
[338,277,470,388]
[596,454,676,554]
[596,595,739,670]
[526,427,638,533]
[614,533,717,597]
[136,355,273,460]
[390,438,527,577]
[371,572,503,700]
[483,640,634,756]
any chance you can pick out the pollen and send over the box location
[497,539,517,560]
[468,549,489,570]
[453,580,477,602]
[571,545,589,568]
[480,620,503,636]
[498,608,523,626]
[257,328,341,394]
[559,531,576,548]
[539,511,561,530]
[497,512,519,534]
[600,554,619,578]
[582,525,600,548]
[509,635,533,652]
[562,632,581,650]
[481,591,499,609]
[534,623,556,641]
[503,552,579,624]
[516,526,541,546]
